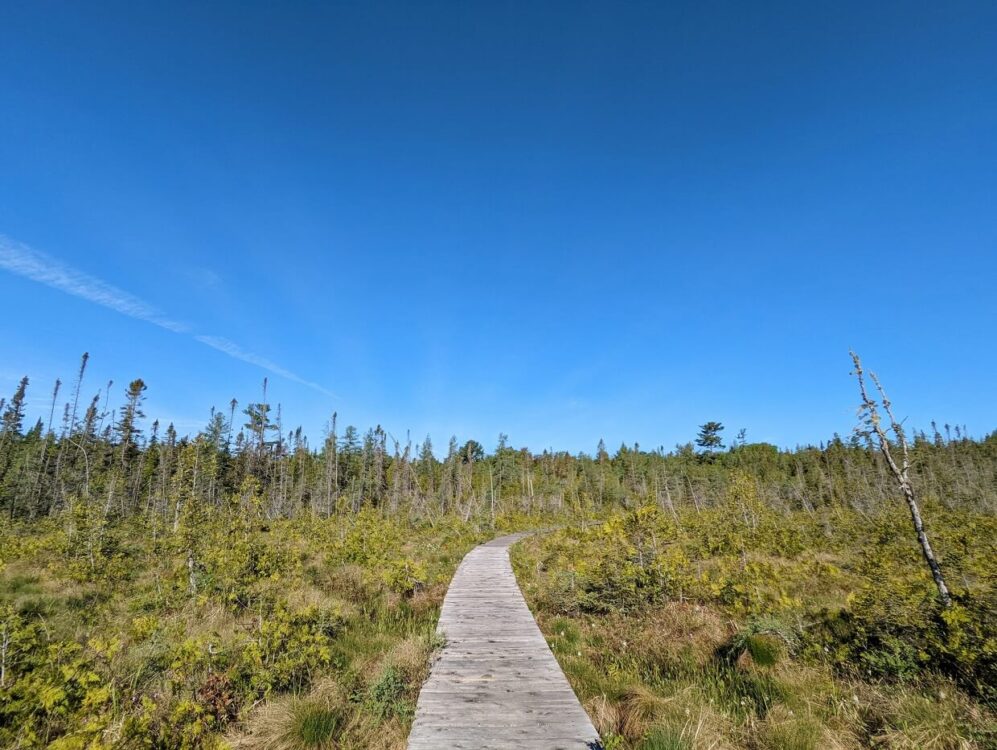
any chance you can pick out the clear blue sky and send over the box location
[1,1,995,454]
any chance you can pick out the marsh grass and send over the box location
[236,692,345,750]
[0,514,489,748]
[639,727,689,750]
[512,510,997,750]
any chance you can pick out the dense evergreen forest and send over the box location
[1,354,995,748]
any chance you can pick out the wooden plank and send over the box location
[407,533,602,750]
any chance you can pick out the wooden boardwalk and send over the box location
[407,533,602,750]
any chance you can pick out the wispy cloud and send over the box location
[195,335,335,397]
[0,235,334,398]
[0,236,189,333]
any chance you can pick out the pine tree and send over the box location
[1,377,29,518]
[116,380,147,467]
[695,422,725,453]
[419,435,436,499]
[322,412,338,515]
[172,440,206,594]
[460,440,484,464]
[243,403,271,453]
[204,408,228,451]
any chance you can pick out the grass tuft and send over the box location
[757,706,823,750]
[639,726,691,750]
[293,704,343,748]
[235,693,345,750]
[585,694,621,737]
[618,686,673,742]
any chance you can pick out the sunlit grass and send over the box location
[512,513,997,750]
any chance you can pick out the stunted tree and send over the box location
[117,379,147,470]
[227,398,238,451]
[1,377,29,518]
[171,440,206,594]
[68,353,89,435]
[321,412,339,514]
[418,435,436,498]
[2,377,29,437]
[459,439,484,464]
[242,379,273,484]
[203,407,228,452]
[440,436,459,514]
[851,351,951,607]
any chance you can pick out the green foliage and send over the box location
[0,513,485,749]
[235,603,339,695]
[718,618,797,670]
[0,362,995,747]
[290,702,343,748]
[638,727,689,750]
[695,421,725,454]
[381,557,428,595]
[335,507,404,567]
[513,502,997,749]
[364,665,410,719]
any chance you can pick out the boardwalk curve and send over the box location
[407,533,602,750]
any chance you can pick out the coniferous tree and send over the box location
[322,412,338,515]
[418,435,436,501]
[1,377,29,518]
[696,422,725,454]
[117,380,147,467]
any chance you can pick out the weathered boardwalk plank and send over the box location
[407,533,602,750]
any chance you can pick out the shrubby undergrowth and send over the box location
[1,362,995,747]
[0,510,509,748]
[513,490,997,749]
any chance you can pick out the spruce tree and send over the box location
[1,377,29,517]
[695,422,725,453]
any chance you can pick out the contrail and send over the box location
[0,235,188,333]
[195,335,335,397]
[0,235,335,398]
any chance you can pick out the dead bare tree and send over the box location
[850,351,951,607]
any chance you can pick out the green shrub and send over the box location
[365,665,410,719]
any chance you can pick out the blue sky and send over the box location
[1,1,995,454]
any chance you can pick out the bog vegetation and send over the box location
[0,353,995,748]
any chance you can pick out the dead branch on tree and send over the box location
[850,351,951,607]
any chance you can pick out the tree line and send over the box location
[1,353,994,529]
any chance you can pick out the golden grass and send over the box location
[584,694,621,737]
[870,689,983,750]
[382,634,432,686]
[636,604,730,671]
[407,582,445,617]
[754,705,824,750]
[642,690,738,750]
[230,684,346,750]
[518,568,997,750]
[618,685,675,742]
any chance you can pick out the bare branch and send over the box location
[850,351,951,607]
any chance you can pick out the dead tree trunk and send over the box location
[851,351,951,607]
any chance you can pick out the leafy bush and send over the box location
[513,503,997,749]
[0,513,484,748]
